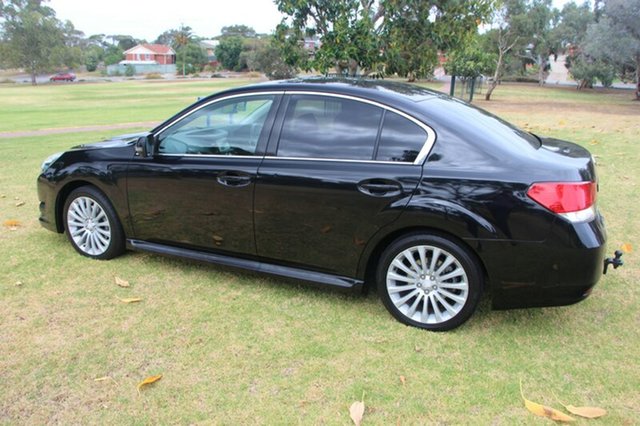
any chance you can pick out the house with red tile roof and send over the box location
[123,44,176,65]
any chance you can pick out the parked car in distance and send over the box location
[49,72,76,82]
[37,78,611,331]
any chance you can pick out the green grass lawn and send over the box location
[0,78,260,133]
[0,81,638,424]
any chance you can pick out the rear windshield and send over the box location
[421,98,541,149]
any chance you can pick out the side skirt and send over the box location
[127,239,363,292]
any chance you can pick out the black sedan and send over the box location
[37,78,608,331]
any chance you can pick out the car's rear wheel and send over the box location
[63,186,125,260]
[377,234,482,331]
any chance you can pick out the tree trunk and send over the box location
[348,59,358,77]
[485,51,504,101]
[30,64,37,86]
[635,54,640,101]
[538,54,547,86]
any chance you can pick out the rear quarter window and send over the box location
[376,111,427,163]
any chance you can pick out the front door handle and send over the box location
[217,171,252,187]
[357,179,402,197]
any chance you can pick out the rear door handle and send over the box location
[217,171,252,187]
[357,179,402,197]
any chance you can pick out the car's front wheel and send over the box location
[63,186,125,260]
[377,234,482,331]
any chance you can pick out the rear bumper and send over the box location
[473,212,607,310]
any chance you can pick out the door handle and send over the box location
[357,179,402,197]
[217,171,252,187]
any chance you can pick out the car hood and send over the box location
[71,132,148,150]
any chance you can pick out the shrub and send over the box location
[124,64,136,77]
[144,73,163,80]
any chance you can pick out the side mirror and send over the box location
[135,135,154,157]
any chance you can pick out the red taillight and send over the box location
[527,182,596,213]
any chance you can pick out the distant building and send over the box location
[303,36,321,53]
[200,40,219,67]
[123,44,176,65]
[107,43,177,76]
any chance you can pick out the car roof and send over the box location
[211,77,447,106]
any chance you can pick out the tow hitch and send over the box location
[603,250,624,274]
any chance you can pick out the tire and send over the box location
[377,234,483,331]
[63,186,125,260]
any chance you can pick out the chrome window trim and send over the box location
[279,91,436,165]
[262,156,419,165]
[154,91,283,139]
[154,89,437,165]
[156,154,264,159]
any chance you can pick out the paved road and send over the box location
[435,54,636,90]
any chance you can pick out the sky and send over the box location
[49,0,577,42]
[49,0,286,41]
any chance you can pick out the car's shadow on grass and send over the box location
[42,233,579,336]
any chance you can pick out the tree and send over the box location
[253,38,298,79]
[512,0,560,85]
[0,0,73,84]
[108,34,138,51]
[482,27,519,99]
[274,0,492,79]
[384,0,493,81]
[444,40,495,80]
[174,25,193,76]
[155,29,181,47]
[482,3,519,100]
[274,0,385,76]
[215,36,243,71]
[583,0,640,99]
[103,45,124,66]
[551,1,608,89]
[175,42,207,75]
[220,25,256,39]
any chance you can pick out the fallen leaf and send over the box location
[520,380,575,422]
[15,281,23,287]
[115,277,130,288]
[15,201,25,207]
[349,401,365,426]
[621,243,633,253]
[552,391,607,419]
[414,345,422,353]
[399,376,406,386]
[137,374,162,394]
[3,219,20,228]
[589,140,599,145]
[118,297,143,304]
[565,405,607,419]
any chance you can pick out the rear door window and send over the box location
[277,95,383,160]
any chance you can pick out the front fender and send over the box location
[39,149,133,236]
